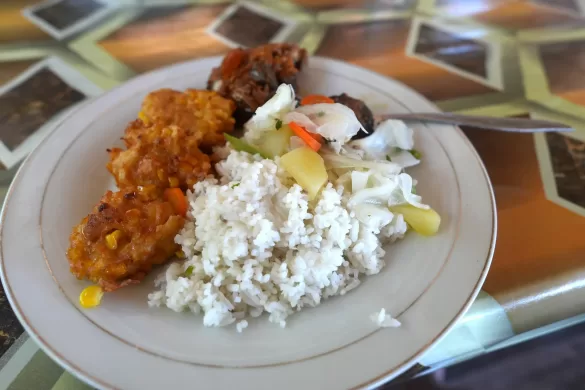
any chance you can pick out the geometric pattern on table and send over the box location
[536,129,585,218]
[2,0,585,380]
[314,13,519,110]
[66,0,522,110]
[0,0,52,45]
[518,28,585,121]
[70,1,313,79]
[0,46,114,169]
[21,0,116,41]
[419,0,585,30]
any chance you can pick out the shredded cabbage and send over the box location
[350,119,419,167]
[351,171,371,193]
[348,169,429,211]
[386,149,419,168]
[321,152,402,176]
[244,84,296,143]
[353,204,394,231]
[335,171,352,189]
[256,84,296,118]
[349,183,397,206]
[283,112,318,133]
[391,173,429,209]
[289,136,305,150]
[286,103,366,152]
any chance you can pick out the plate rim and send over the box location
[0,55,497,390]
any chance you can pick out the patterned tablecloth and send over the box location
[1,0,585,388]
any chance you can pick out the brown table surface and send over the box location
[1,0,585,388]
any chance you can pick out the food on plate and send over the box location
[149,150,408,329]
[66,46,441,327]
[390,204,441,237]
[224,133,269,159]
[279,146,328,199]
[79,285,104,308]
[208,43,307,124]
[288,122,323,151]
[68,89,233,299]
[108,120,212,191]
[148,81,441,330]
[254,124,294,158]
[330,93,375,138]
[67,186,185,292]
[300,94,334,105]
[370,308,401,328]
[138,89,236,150]
[349,119,421,167]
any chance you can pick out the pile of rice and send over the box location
[148,151,407,330]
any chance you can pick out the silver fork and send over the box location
[376,113,574,133]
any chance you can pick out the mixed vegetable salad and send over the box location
[224,84,441,237]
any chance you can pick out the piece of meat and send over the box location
[138,89,236,150]
[67,187,185,292]
[330,93,375,139]
[208,43,307,125]
[107,120,211,192]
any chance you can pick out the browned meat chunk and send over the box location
[330,93,375,139]
[208,43,307,125]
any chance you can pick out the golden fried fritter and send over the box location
[107,120,211,191]
[139,89,236,150]
[67,187,185,292]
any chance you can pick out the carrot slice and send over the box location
[164,188,188,217]
[300,94,334,106]
[308,132,324,143]
[289,122,322,152]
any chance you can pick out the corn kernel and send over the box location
[175,250,185,259]
[137,185,156,195]
[105,230,122,250]
[169,177,180,188]
[79,285,104,308]
[157,169,165,181]
[138,111,150,125]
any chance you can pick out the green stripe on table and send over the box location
[0,333,94,390]
[7,348,63,390]
[51,371,93,390]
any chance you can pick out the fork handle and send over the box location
[377,113,573,133]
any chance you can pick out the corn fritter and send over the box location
[107,120,211,191]
[67,187,185,292]
[68,89,236,295]
[139,89,236,150]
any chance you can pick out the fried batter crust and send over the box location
[138,89,236,150]
[67,187,185,292]
[69,89,235,291]
[107,120,211,191]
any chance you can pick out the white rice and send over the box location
[236,320,248,333]
[370,308,401,328]
[148,151,408,330]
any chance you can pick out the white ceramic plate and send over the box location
[0,57,496,390]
